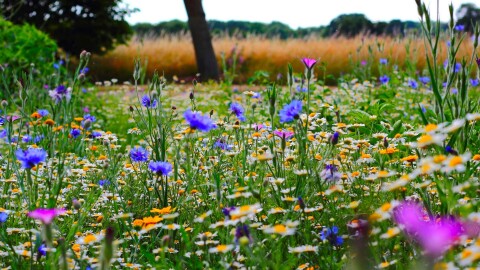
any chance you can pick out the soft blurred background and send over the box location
[1,0,479,84]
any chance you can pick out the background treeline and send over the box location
[132,15,431,38]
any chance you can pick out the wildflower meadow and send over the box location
[2,2,480,270]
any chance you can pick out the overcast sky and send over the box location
[123,0,473,28]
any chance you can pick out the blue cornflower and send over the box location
[0,130,7,139]
[279,100,302,123]
[445,145,458,155]
[22,135,32,143]
[16,148,47,169]
[296,85,308,92]
[99,179,110,187]
[214,140,232,150]
[379,75,389,85]
[0,212,8,223]
[222,206,236,219]
[83,114,96,123]
[235,225,252,244]
[379,58,388,65]
[148,161,173,176]
[183,109,216,132]
[320,164,342,183]
[141,95,157,108]
[53,60,64,70]
[91,131,102,138]
[38,109,49,117]
[230,102,246,121]
[454,63,462,73]
[252,92,261,99]
[419,76,430,85]
[330,132,339,145]
[408,79,418,89]
[38,244,47,256]
[34,135,44,143]
[80,67,89,74]
[455,24,465,31]
[320,226,344,246]
[70,128,81,138]
[81,114,96,129]
[470,78,479,87]
[130,146,149,162]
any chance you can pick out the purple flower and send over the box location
[476,56,480,68]
[279,100,302,123]
[229,102,246,121]
[320,164,341,182]
[379,75,389,85]
[27,208,66,225]
[70,128,81,138]
[451,88,458,95]
[408,79,418,89]
[330,132,339,145]
[273,130,294,139]
[302,58,317,70]
[235,225,252,244]
[148,161,172,176]
[361,60,367,66]
[16,148,47,169]
[222,206,236,219]
[393,201,464,258]
[130,146,149,162]
[49,85,71,103]
[141,95,157,108]
[183,109,217,132]
[379,58,388,65]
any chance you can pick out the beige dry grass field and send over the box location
[91,33,476,83]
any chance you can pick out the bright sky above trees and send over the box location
[124,0,473,28]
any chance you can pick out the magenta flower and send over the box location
[393,201,464,258]
[416,218,464,258]
[273,130,294,139]
[27,208,66,225]
[302,58,317,70]
[393,201,427,235]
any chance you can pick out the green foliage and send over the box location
[0,18,57,71]
[0,0,135,55]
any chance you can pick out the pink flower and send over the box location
[416,217,464,258]
[27,208,66,225]
[393,201,464,258]
[252,123,264,131]
[273,130,294,139]
[302,58,317,70]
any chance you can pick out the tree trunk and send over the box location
[183,0,219,81]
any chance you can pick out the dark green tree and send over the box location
[0,0,135,55]
[327,14,373,37]
[456,3,480,33]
